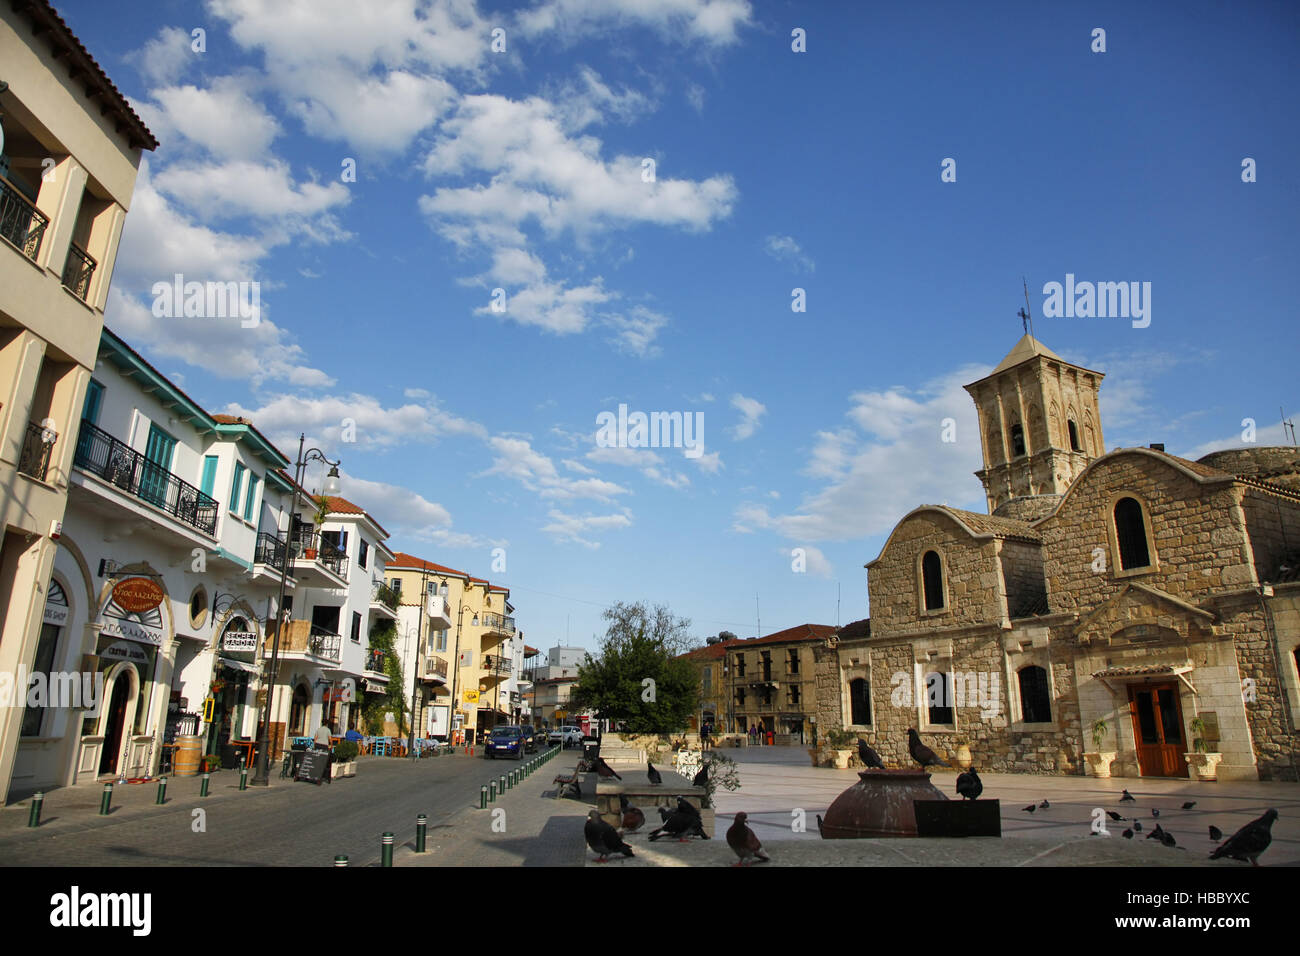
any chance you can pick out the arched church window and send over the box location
[922,551,945,611]
[1114,497,1152,569]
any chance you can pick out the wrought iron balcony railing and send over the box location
[62,241,96,301]
[73,419,218,534]
[371,580,399,611]
[289,530,346,578]
[0,174,48,261]
[17,420,56,481]
[254,531,285,566]
[366,650,387,673]
[424,655,449,679]
[482,654,511,674]
[480,611,516,635]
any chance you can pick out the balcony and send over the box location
[17,420,56,482]
[422,655,449,685]
[287,529,348,589]
[481,654,512,686]
[254,531,285,566]
[425,593,452,629]
[62,241,97,302]
[73,419,217,535]
[365,649,387,674]
[265,620,341,665]
[0,174,48,262]
[370,580,399,619]
[480,611,516,637]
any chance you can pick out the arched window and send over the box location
[1018,665,1052,722]
[849,678,871,725]
[1114,497,1151,569]
[1067,420,1081,452]
[925,671,953,725]
[922,551,945,611]
[1010,423,1026,457]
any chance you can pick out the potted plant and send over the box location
[827,729,855,769]
[201,753,222,773]
[1083,718,1116,777]
[1184,717,1223,781]
[332,740,359,778]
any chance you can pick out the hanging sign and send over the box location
[462,689,480,704]
[112,577,165,613]
[221,630,258,652]
[100,616,162,646]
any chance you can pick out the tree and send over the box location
[361,619,407,735]
[570,601,699,733]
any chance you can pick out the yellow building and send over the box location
[0,1,157,801]
[385,553,517,743]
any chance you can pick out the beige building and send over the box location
[0,1,156,800]
[816,334,1300,781]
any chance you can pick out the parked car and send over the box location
[486,725,528,760]
[548,725,584,748]
[528,726,547,750]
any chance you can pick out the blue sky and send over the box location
[57,0,1300,650]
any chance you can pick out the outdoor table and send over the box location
[229,739,255,768]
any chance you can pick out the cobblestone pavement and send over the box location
[0,749,563,867]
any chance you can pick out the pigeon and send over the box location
[1021,804,1037,813]
[1208,825,1223,842]
[857,739,886,770]
[1133,820,1142,833]
[1181,801,1196,810]
[1120,790,1135,803]
[1151,808,1160,818]
[647,761,663,786]
[1160,829,1177,848]
[585,810,634,862]
[1146,824,1164,841]
[726,812,771,866]
[657,805,674,822]
[907,728,950,769]
[1122,828,1133,839]
[592,756,622,780]
[676,797,701,819]
[1209,808,1278,866]
[618,794,645,832]
[692,762,709,787]
[816,813,825,837]
[649,807,709,842]
[955,767,982,800]
[1039,800,1050,809]
[1106,811,1126,822]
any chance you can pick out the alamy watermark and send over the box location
[1042,274,1151,328]
[890,670,1001,719]
[1,668,102,715]
[595,404,704,459]
[151,273,260,328]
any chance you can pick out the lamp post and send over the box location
[449,599,478,745]
[406,563,430,759]
[251,434,340,787]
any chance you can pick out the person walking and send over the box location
[313,721,333,785]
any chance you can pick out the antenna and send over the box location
[1017,276,1034,339]
[836,582,841,628]
[755,594,761,639]
[1282,407,1297,446]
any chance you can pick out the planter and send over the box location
[819,769,949,838]
[832,749,853,770]
[1184,752,1222,781]
[1083,751,1116,778]
[304,548,318,559]
[330,761,356,779]
[953,743,972,770]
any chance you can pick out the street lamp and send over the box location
[251,434,340,787]
[449,600,478,744]
[407,563,433,760]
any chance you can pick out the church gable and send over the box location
[1073,581,1217,646]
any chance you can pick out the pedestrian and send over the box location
[313,721,333,785]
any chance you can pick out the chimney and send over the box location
[1149,443,1165,452]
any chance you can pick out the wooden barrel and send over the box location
[174,734,202,776]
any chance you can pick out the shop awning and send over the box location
[217,657,259,674]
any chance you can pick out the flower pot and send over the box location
[304,548,318,559]
[1184,752,1222,781]
[832,749,853,770]
[953,743,972,770]
[1083,751,1116,778]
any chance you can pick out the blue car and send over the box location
[486,725,528,760]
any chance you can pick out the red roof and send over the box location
[680,623,836,660]
[315,495,391,539]
[389,552,469,577]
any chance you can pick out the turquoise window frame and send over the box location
[229,462,246,512]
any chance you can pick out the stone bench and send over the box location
[594,770,713,837]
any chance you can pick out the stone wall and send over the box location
[1221,593,1298,780]
[1000,538,1047,616]
[1241,486,1300,581]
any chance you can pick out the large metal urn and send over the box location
[818,769,948,838]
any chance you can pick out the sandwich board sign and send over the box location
[296,747,329,783]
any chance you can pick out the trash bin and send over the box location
[767,731,774,746]
[582,739,600,762]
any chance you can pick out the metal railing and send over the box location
[73,419,218,534]
[254,531,285,566]
[366,650,387,673]
[17,420,56,481]
[424,655,448,679]
[289,530,347,578]
[0,174,48,261]
[62,241,96,301]
[480,611,516,635]
[371,580,399,611]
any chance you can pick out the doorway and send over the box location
[1127,682,1189,777]
[98,672,132,775]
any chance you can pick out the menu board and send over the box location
[296,747,329,783]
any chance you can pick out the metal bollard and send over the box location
[28,792,43,828]
[416,814,427,853]
[99,783,112,816]
[334,855,348,867]
[381,832,394,867]
[156,777,167,805]
[488,780,496,802]
[480,785,488,809]
[239,767,248,790]
[499,773,507,794]
[200,773,210,797]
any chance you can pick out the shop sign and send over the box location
[112,577,165,614]
[44,602,69,626]
[221,630,258,652]
[100,617,163,647]
[462,689,480,704]
[99,641,150,665]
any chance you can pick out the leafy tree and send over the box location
[362,619,407,735]
[570,601,699,733]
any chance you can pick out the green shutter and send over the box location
[81,380,104,425]
[200,456,219,497]
[229,462,246,512]
[243,473,259,521]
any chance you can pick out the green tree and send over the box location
[362,619,407,735]
[570,601,699,733]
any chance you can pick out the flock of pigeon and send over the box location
[584,731,1280,866]
[583,757,770,865]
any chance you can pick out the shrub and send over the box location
[334,740,359,762]
[827,729,856,749]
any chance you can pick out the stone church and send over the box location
[815,334,1300,780]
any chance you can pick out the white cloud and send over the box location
[483,436,629,502]
[729,393,766,440]
[787,544,832,578]
[540,509,633,548]
[516,0,755,47]
[685,83,705,112]
[550,66,655,131]
[763,234,815,272]
[126,26,195,87]
[152,160,351,223]
[692,450,723,474]
[604,306,668,358]
[139,80,281,160]
[586,444,690,489]
[331,471,454,535]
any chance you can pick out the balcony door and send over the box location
[140,423,176,509]
[1128,683,1189,777]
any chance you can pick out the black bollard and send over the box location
[99,783,112,816]
[381,832,394,867]
[334,855,348,867]
[200,772,210,797]
[480,785,488,809]
[416,813,427,853]
[28,792,43,828]
[156,777,167,805]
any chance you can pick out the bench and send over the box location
[553,766,583,799]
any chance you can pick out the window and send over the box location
[243,473,259,522]
[735,687,746,706]
[788,684,801,705]
[787,649,799,674]
[391,577,402,595]
[229,462,246,512]
[82,379,104,425]
[702,666,712,687]
[189,587,208,627]
[1018,665,1052,723]
[1067,420,1081,452]
[350,612,362,643]
[1114,497,1151,570]
[141,424,176,509]
[436,629,447,652]
[359,540,369,569]
[1010,423,1026,457]
[848,678,871,725]
[734,654,746,678]
[922,551,945,611]
[21,623,61,737]
[199,456,219,498]
[925,671,954,725]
